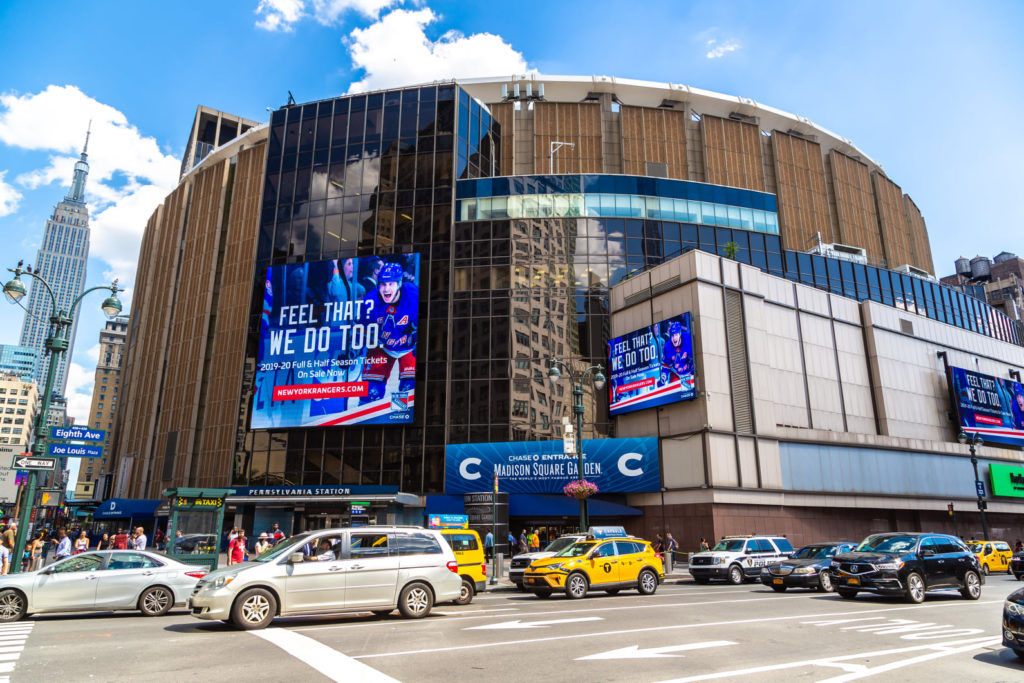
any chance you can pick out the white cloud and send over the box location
[65,361,94,425]
[705,38,740,60]
[256,0,400,31]
[0,85,180,288]
[347,8,529,93]
[0,170,21,217]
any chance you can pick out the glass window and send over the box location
[591,542,618,558]
[396,532,443,555]
[443,533,478,552]
[53,554,103,573]
[107,553,162,570]
[350,532,391,558]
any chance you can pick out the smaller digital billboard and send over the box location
[948,366,1024,449]
[251,254,419,428]
[607,313,697,417]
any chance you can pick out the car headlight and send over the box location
[792,567,816,575]
[760,567,769,575]
[713,557,727,565]
[1007,601,1024,617]
[211,575,236,590]
[830,562,840,570]
[874,561,904,570]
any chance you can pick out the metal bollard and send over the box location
[664,551,674,574]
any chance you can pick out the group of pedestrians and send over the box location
[226,523,286,566]
[516,530,543,555]
[653,532,679,564]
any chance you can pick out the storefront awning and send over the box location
[509,494,642,518]
[93,498,163,519]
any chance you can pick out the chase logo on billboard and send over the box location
[445,438,660,495]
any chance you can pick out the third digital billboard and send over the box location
[251,254,419,428]
[607,312,697,417]
[948,365,1024,448]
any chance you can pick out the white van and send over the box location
[188,526,462,629]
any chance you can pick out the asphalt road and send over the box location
[8,572,1024,682]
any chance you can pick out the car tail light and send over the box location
[481,562,486,577]
[446,560,459,574]
[185,570,208,579]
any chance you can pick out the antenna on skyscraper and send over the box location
[83,120,91,155]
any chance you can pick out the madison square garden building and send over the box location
[113,76,1024,549]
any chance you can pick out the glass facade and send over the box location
[236,88,1019,498]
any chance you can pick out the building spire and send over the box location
[65,123,91,203]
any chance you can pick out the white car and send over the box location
[688,536,795,584]
[188,526,462,629]
[0,550,207,622]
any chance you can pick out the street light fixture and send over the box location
[547,359,606,533]
[3,263,122,573]
[958,430,988,541]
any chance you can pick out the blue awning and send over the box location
[425,494,464,514]
[93,498,163,519]
[509,494,642,518]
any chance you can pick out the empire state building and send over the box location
[19,129,92,406]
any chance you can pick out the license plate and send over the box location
[773,578,783,585]
[847,577,860,585]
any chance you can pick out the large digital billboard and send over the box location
[251,254,419,428]
[607,312,697,417]
[445,437,660,494]
[948,365,1024,449]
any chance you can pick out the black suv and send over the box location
[830,532,983,603]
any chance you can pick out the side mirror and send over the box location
[289,553,304,564]
[40,566,54,575]
[920,549,935,557]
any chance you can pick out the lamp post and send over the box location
[958,431,989,542]
[3,263,122,573]
[547,359,606,533]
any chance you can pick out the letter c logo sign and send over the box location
[618,452,644,477]
[460,457,482,480]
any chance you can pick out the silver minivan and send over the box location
[188,526,462,629]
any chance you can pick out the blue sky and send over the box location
[0,0,1022,433]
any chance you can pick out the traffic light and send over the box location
[977,500,988,511]
[947,503,954,516]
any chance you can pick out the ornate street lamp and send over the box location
[3,263,122,573]
[958,430,988,541]
[548,359,606,533]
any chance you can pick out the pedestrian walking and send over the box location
[53,530,71,561]
[1,521,16,554]
[529,530,540,552]
[30,531,45,571]
[519,531,528,554]
[665,532,678,566]
[113,528,129,550]
[228,531,247,565]
[133,526,148,550]
[654,534,664,556]
[507,532,516,557]
[0,542,9,575]
[96,533,111,550]
[269,522,285,543]
[74,530,89,555]
[484,530,494,561]
[255,533,271,555]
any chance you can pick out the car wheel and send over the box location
[638,569,658,595]
[398,582,433,619]
[566,573,589,600]
[818,571,833,592]
[605,589,620,596]
[960,570,981,600]
[231,588,277,630]
[771,585,787,593]
[693,577,710,585]
[836,588,857,600]
[138,586,173,617]
[727,565,744,585]
[982,564,989,576]
[0,589,26,623]
[533,589,552,599]
[903,572,926,604]
[454,579,474,605]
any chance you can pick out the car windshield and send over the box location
[966,542,983,553]
[856,535,918,553]
[543,537,578,554]
[553,541,597,558]
[790,545,833,559]
[255,532,317,562]
[712,539,746,552]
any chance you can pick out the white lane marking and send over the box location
[655,635,1000,682]
[0,623,31,680]
[431,607,520,616]
[354,599,1002,660]
[250,627,398,683]
[466,617,603,630]
[576,640,736,660]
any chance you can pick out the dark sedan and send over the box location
[830,532,983,603]
[1003,587,1024,659]
[760,542,855,592]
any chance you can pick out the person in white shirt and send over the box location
[0,544,9,575]
[133,527,147,550]
[54,530,72,560]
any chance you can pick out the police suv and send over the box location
[688,535,795,584]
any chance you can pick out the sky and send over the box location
[0,0,1022,462]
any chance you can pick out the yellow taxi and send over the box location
[523,535,664,599]
[966,539,1013,575]
[439,528,487,604]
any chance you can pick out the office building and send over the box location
[0,345,37,383]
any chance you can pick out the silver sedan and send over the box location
[0,550,208,622]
